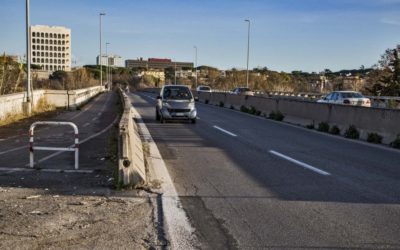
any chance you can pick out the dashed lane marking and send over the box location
[269,150,331,176]
[213,125,238,137]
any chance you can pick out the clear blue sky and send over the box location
[1,0,399,72]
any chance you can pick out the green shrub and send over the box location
[255,110,261,116]
[390,135,400,149]
[249,106,257,115]
[240,105,249,113]
[367,133,383,144]
[344,125,360,139]
[275,111,284,121]
[317,122,330,133]
[268,111,284,121]
[230,105,235,110]
[219,101,224,107]
[329,125,341,135]
[306,124,314,129]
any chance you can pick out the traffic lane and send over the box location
[139,92,400,203]
[0,92,117,169]
[194,102,400,201]
[132,93,400,249]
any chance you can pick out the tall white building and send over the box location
[96,54,124,68]
[30,25,71,72]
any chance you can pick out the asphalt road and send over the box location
[0,91,119,171]
[131,91,400,249]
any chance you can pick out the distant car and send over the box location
[317,91,371,107]
[231,87,254,96]
[196,85,212,93]
[156,85,197,123]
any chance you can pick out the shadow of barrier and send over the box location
[117,88,146,186]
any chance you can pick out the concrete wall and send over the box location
[117,89,146,186]
[0,86,104,120]
[198,93,400,144]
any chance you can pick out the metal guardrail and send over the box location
[210,89,400,109]
[29,121,79,169]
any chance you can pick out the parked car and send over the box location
[317,91,371,107]
[196,85,212,93]
[156,85,197,123]
[231,87,254,96]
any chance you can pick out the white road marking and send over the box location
[92,117,98,121]
[213,125,237,137]
[0,167,94,173]
[131,105,198,249]
[269,150,331,176]
[0,145,28,156]
[83,123,90,128]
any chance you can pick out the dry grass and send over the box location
[0,97,56,126]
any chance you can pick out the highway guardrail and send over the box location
[117,88,146,186]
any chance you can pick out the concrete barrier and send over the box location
[198,93,400,144]
[117,89,146,186]
[0,86,104,120]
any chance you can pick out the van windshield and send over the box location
[163,86,193,100]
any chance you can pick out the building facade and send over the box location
[96,54,124,68]
[30,25,71,72]
[125,58,193,70]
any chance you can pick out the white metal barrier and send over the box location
[29,121,79,169]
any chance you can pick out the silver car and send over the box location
[317,91,371,107]
[156,85,197,123]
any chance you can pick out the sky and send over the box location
[0,0,400,72]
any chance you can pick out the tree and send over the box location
[365,45,400,96]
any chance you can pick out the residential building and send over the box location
[125,57,193,70]
[30,25,71,72]
[96,54,124,67]
[138,70,165,83]
[175,69,196,78]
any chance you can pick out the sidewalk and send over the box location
[0,91,163,249]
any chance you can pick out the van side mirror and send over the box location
[156,95,161,100]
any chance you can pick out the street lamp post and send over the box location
[174,61,177,85]
[194,46,198,89]
[25,0,32,115]
[99,13,106,87]
[245,19,251,89]
[106,42,110,88]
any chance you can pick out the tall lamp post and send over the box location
[106,42,110,87]
[99,13,106,87]
[194,46,198,89]
[174,61,177,85]
[244,19,251,89]
[25,0,32,115]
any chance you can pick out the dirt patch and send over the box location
[0,187,161,250]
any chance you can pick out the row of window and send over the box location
[32,32,68,39]
[32,52,68,58]
[32,39,69,45]
[39,65,67,71]
[32,45,69,52]
[32,58,68,64]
